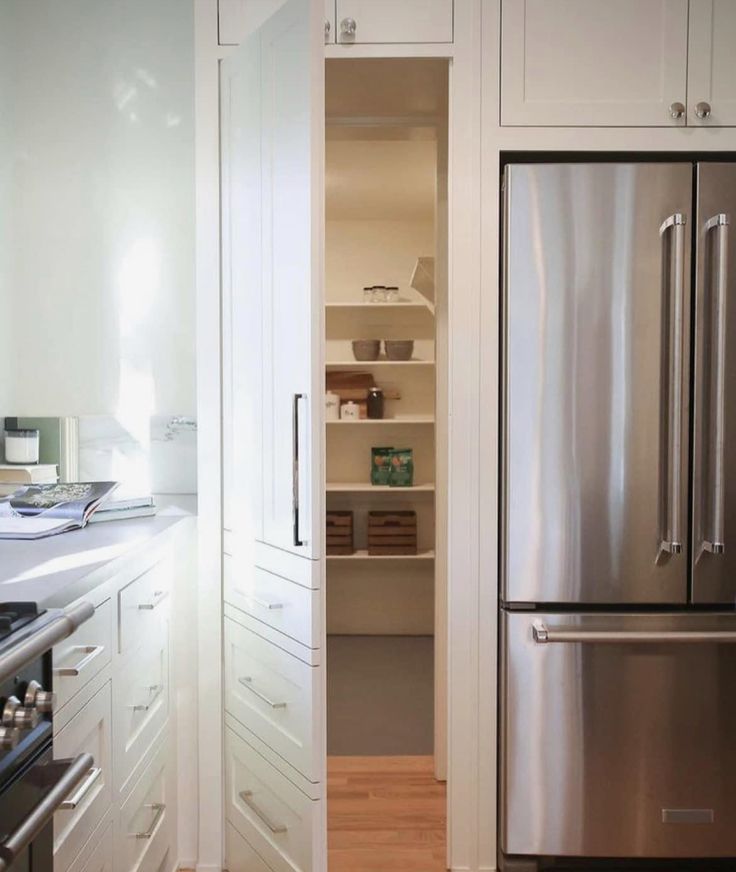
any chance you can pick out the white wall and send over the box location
[1,0,195,418]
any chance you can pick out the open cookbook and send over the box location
[0,481,119,539]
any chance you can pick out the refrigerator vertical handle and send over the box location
[659,214,687,556]
[703,214,729,555]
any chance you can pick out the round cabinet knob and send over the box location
[24,680,56,714]
[340,17,357,40]
[695,101,712,120]
[669,101,685,119]
[0,726,20,751]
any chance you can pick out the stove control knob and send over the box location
[2,696,40,730]
[24,680,56,714]
[0,726,20,750]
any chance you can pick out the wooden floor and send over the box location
[328,756,447,872]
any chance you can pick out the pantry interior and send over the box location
[323,56,449,862]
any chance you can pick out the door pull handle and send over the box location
[239,790,288,834]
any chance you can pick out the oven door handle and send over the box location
[0,753,94,872]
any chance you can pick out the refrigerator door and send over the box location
[503,163,692,605]
[692,163,736,603]
[500,610,736,860]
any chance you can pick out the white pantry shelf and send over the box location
[325,301,433,312]
[326,359,435,368]
[327,415,435,425]
[326,482,435,493]
[327,549,436,561]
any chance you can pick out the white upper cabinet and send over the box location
[501,0,689,127]
[219,0,335,45]
[334,0,453,44]
[220,0,324,560]
[687,0,736,126]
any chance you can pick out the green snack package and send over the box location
[371,447,394,485]
[388,448,414,487]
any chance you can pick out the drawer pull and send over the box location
[129,684,164,713]
[238,676,287,709]
[55,645,105,677]
[236,591,284,611]
[60,767,102,810]
[238,790,288,834]
[131,802,166,839]
[138,590,168,611]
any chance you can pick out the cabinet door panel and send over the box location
[335,0,452,44]
[688,0,736,127]
[221,0,324,559]
[501,0,689,127]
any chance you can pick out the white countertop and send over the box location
[0,506,194,608]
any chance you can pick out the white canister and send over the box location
[325,391,340,421]
[4,429,40,464]
[340,401,360,421]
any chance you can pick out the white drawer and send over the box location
[224,556,320,649]
[113,623,169,797]
[226,820,272,872]
[224,618,321,783]
[225,727,320,872]
[54,600,112,713]
[66,817,113,872]
[117,740,173,872]
[118,558,171,658]
[54,682,112,872]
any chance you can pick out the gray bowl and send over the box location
[352,339,381,361]
[384,339,414,361]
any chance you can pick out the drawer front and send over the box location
[225,556,320,649]
[54,682,112,872]
[226,821,272,872]
[335,0,453,43]
[225,727,320,872]
[54,599,112,713]
[67,817,113,872]
[118,558,171,658]
[114,623,169,797]
[117,740,173,872]
[224,618,320,782]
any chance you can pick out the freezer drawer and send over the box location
[500,610,736,860]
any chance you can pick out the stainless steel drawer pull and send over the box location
[138,590,168,610]
[236,591,284,611]
[60,767,102,810]
[239,790,288,834]
[55,644,105,677]
[129,684,164,712]
[533,621,736,645]
[659,212,687,557]
[238,676,287,709]
[703,213,730,556]
[131,802,166,839]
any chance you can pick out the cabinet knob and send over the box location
[340,17,357,40]
[695,101,712,120]
[669,102,685,120]
[324,19,331,42]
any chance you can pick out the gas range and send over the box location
[0,600,95,872]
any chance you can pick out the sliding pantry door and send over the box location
[221,0,324,562]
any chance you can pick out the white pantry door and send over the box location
[221,0,324,563]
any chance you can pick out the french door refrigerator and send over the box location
[500,162,736,871]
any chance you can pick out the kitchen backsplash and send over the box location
[78,415,197,495]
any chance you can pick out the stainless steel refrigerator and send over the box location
[500,162,736,870]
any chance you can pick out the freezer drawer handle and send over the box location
[532,621,736,645]
[658,212,687,557]
[703,213,730,556]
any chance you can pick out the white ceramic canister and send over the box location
[325,391,340,421]
[4,429,40,464]
[340,401,360,421]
